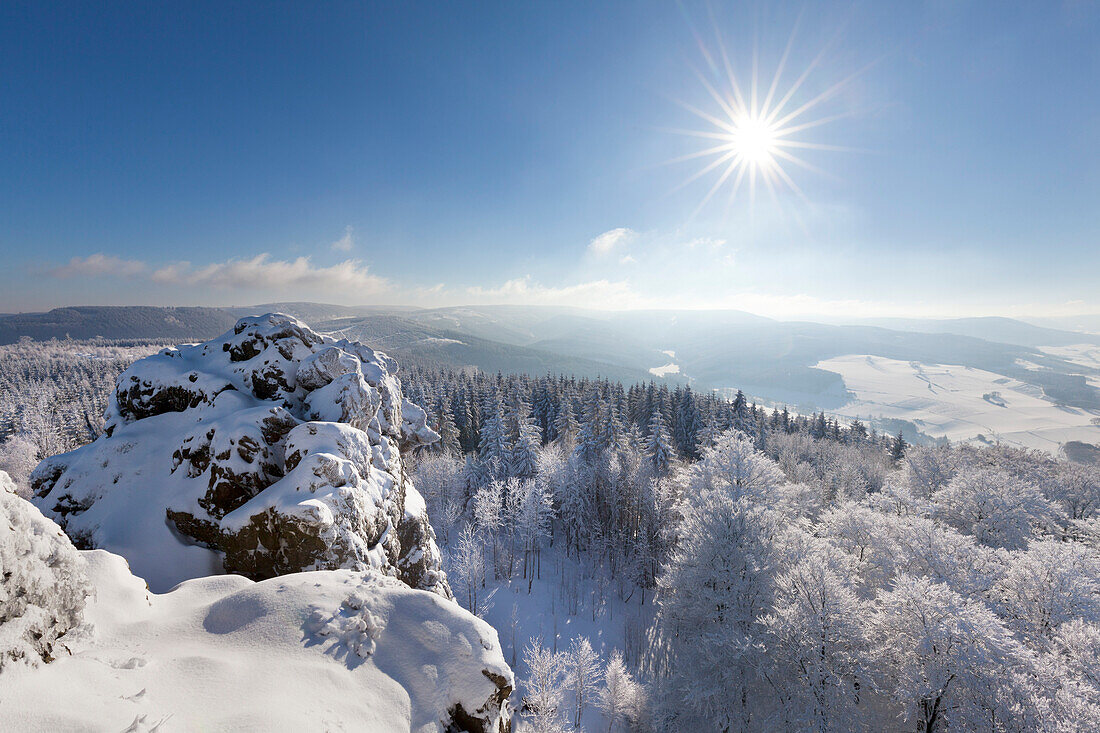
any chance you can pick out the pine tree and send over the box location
[647,409,675,477]
[889,431,907,463]
[573,389,603,466]
[811,412,827,439]
[732,389,747,416]
[849,419,868,443]
[553,398,579,454]
[434,398,461,455]
[532,381,557,444]
[505,395,541,480]
[478,392,507,475]
[673,387,700,458]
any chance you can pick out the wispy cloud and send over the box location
[466,275,644,309]
[587,227,636,256]
[151,254,390,294]
[685,237,726,250]
[47,253,147,279]
[330,226,355,252]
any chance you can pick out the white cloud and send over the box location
[48,253,147,279]
[587,227,636,256]
[465,276,645,309]
[684,236,726,250]
[151,254,390,294]
[149,262,191,283]
[330,226,355,252]
[619,254,637,265]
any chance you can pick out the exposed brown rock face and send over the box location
[32,314,451,597]
[448,670,515,733]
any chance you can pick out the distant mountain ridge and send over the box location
[3,303,1099,415]
[0,306,238,343]
[856,316,1100,348]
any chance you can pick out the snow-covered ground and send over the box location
[816,354,1100,452]
[0,549,512,733]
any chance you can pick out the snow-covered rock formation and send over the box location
[30,314,448,596]
[8,314,516,731]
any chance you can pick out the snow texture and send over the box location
[29,313,447,594]
[0,548,513,732]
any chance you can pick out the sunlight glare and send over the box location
[668,20,865,216]
[731,115,778,165]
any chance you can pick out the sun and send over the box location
[667,21,866,215]
[730,114,779,165]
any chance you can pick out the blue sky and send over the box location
[1,1,1097,318]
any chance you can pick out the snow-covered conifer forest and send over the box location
[2,317,1099,731]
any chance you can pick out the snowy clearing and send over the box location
[817,354,1100,452]
[648,363,680,378]
[417,337,467,346]
[473,546,653,733]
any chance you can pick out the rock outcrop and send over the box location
[31,314,450,597]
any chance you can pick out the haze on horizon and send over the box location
[1,1,1097,321]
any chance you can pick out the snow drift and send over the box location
[0,544,513,732]
[30,313,448,595]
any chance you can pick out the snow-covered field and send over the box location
[1038,344,1100,389]
[816,354,1100,452]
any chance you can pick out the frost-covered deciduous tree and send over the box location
[566,636,601,728]
[1,474,92,670]
[1039,618,1100,721]
[1049,463,1100,523]
[648,493,783,730]
[994,539,1100,646]
[517,478,554,588]
[683,431,785,505]
[472,481,503,577]
[0,435,39,498]
[762,553,870,732]
[410,451,465,544]
[522,639,570,733]
[449,524,485,613]
[822,503,1002,598]
[933,466,1062,549]
[596,649,642,733]
[871,575,1028,732]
